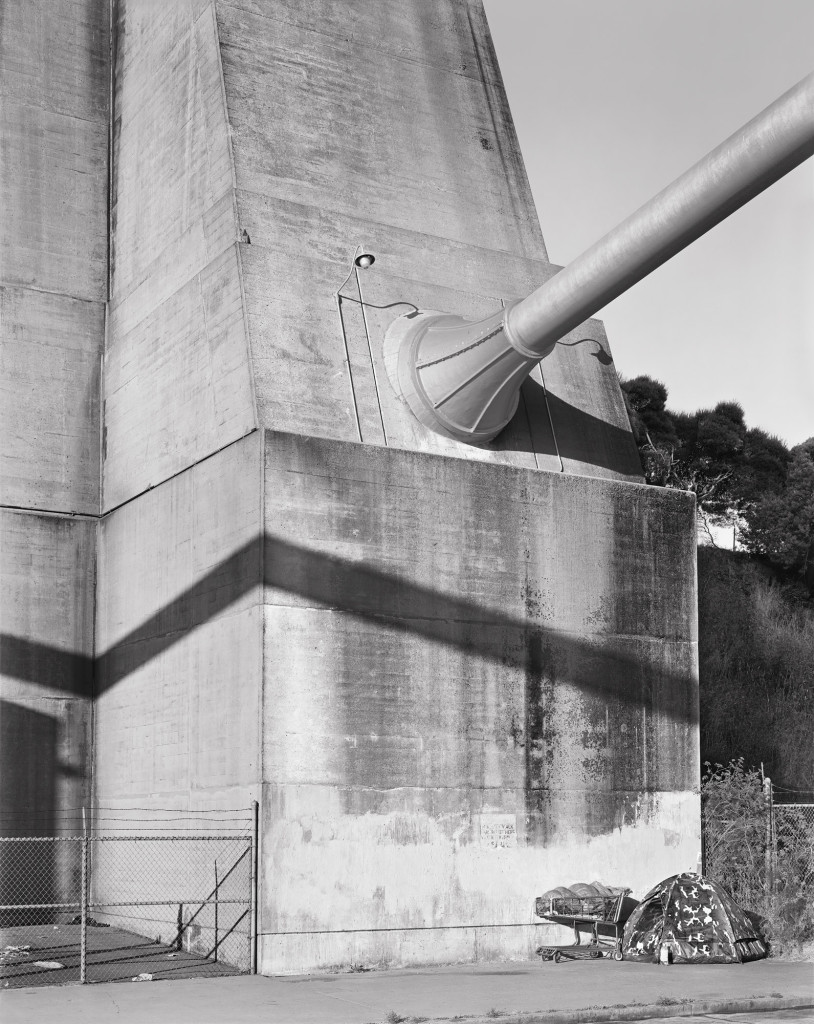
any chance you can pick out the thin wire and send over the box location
[0,807,254,813]
[538,362,564,472]
[334,245,363,295]
[337,294,419,314]
[333,246,365,442]
[354,264,389,445]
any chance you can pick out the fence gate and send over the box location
[0,809,257,987]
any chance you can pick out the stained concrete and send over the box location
[94,433,264,810]
[0,511,95,917]
[0,287,103,512]
[2,0,701,981]
[217,0,642,480]
[260,431,697,972]
[0,0,107,884]
[105,0,255,509]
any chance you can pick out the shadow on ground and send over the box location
[0,923,241,989]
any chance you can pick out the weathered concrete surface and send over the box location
[94,433,263,811]
[0,0,107,514]
[1,287,103,512]
[0,0,108,303]
[0,0,105,865]
[0,510,94,911]
[105,0,255,509]
[1,1,701,982]
[2,960,811,1024]
[259,432,698,973]
[217,0,642,480]
[91,433,263,952]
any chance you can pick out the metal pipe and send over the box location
[250,799,259,975]
[384,71,814,445]
[506,71,814,358]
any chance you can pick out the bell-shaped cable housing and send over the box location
[384,70,814,445]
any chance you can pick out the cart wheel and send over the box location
[613,951,623,962]
[552,951,561,964]
[590,950,603,959]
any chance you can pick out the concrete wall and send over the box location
[94,432,263,814]
[105,0,255,510]
[259,431,699,973]
[0,512,95,912]
[216,0,642,481]
[0,0,107,513]
[1,1,700,974]
[0,0,107,865]
[91,433,263,949]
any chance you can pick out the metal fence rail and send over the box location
[0,805,258,986]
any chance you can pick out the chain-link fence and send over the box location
[702,766,814,950]
[773,803,814,895]
[0,807,257,987]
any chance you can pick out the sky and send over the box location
[483,0,814,448]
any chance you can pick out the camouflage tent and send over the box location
[622,872,767,964]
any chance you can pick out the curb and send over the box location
[439,995,814,1023]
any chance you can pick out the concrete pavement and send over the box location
[2,957,811,1024]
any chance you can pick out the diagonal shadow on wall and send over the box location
[1,532,696,726]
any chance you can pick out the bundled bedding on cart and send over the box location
[622,872,767,964]
[534,882,639,961]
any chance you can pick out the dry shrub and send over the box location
[702,760,814,954]
[698,547,814,790]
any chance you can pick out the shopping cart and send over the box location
[534,883,638,963]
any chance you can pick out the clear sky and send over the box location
[483,0,814,448]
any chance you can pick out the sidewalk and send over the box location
[2,957,812,1024]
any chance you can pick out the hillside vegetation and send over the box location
[620,375,814,786]
[698,547,813,792]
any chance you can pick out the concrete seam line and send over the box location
[98,426,260,517]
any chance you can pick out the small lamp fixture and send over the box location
[354,252,375,269]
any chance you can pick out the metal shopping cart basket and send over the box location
[534,882,639,963]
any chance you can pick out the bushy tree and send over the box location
[620,375,679,485]
[620,376,755,510]
[620,376,811,588]
[736,428,792,505]
[742,440,814,585]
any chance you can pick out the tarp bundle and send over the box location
[536,881,631,918]
[622,872,767,964]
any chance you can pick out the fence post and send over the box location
[763,776,774,896]
[250,800,259,975]
[214,859,219,963]
[80,807,88,984]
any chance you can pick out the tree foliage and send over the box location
[620,374,813,586]
[742,441,814,587]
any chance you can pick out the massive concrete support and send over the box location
[259,431,697,971]
[3,0,701,972]
[0,0,107,883]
